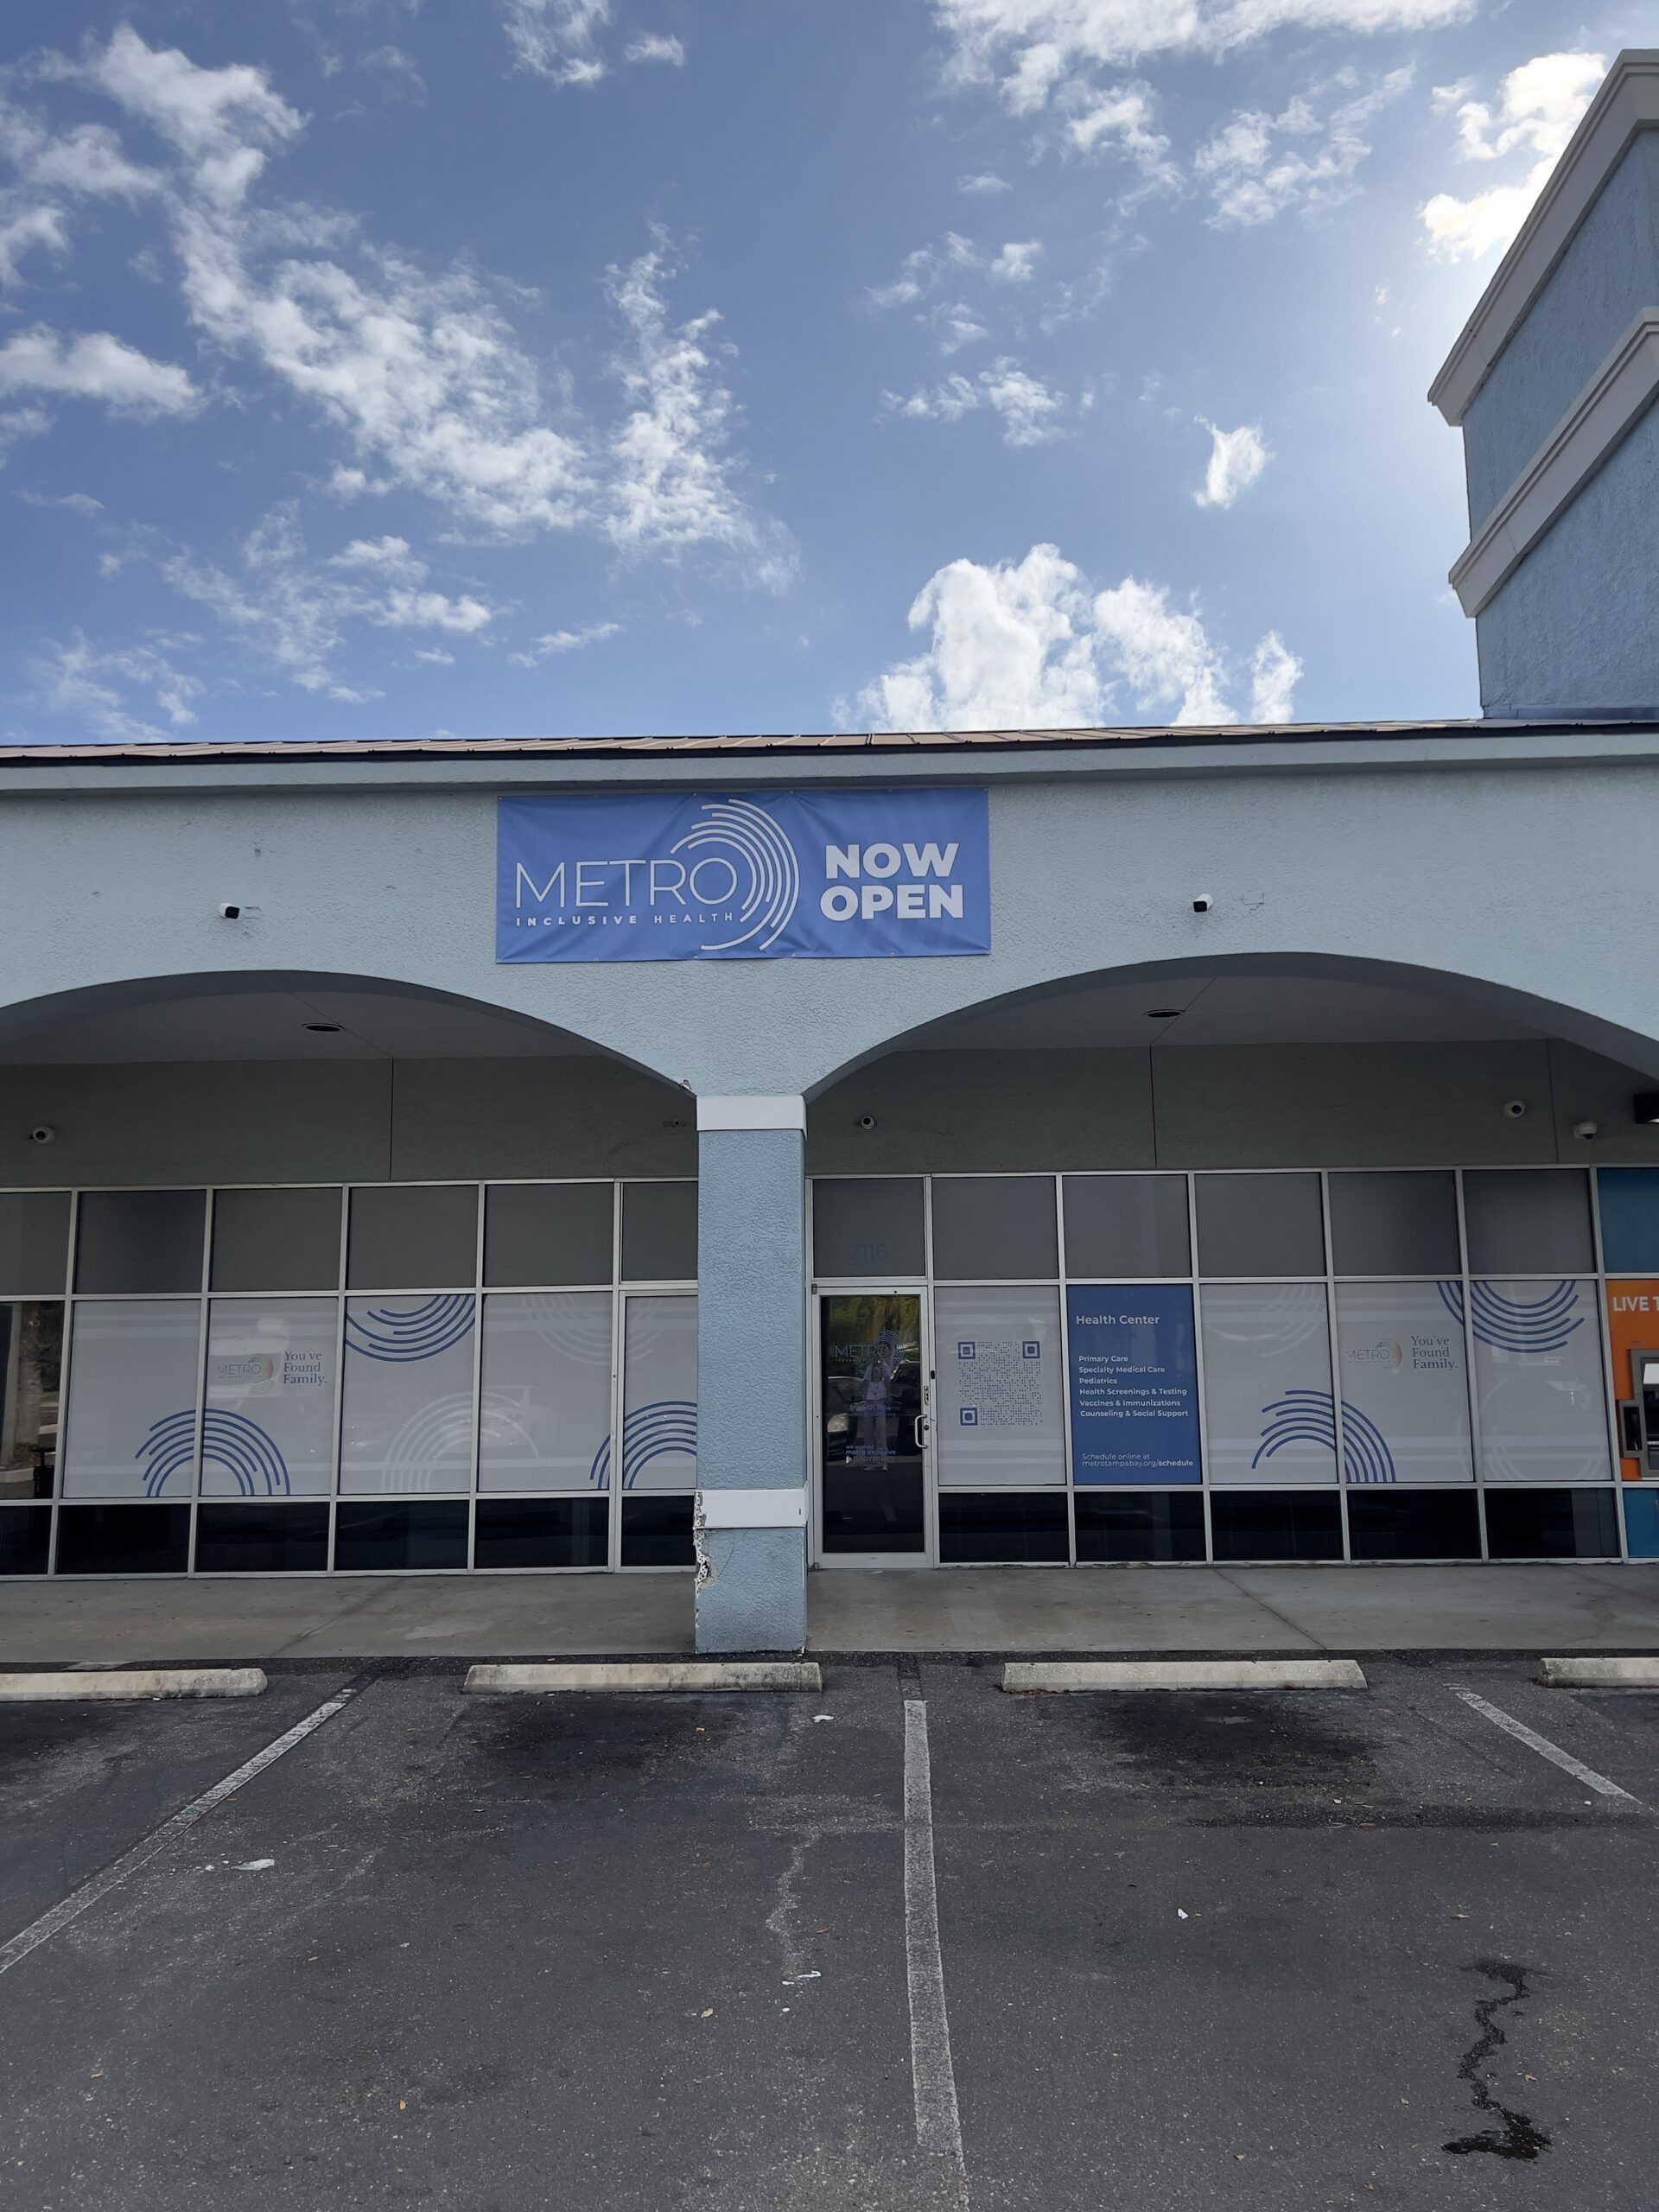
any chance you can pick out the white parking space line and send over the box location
[0,1689,356,1979]
[903,1699,969,2202]
[1452,1688,1640,1805]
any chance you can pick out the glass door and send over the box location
[817,1293,930,1560]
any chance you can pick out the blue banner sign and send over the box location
[497,788,990,963]
[1066,1285,1201,1485]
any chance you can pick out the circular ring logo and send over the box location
[670,799,800,952]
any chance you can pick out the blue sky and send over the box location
[0,1,1644,742]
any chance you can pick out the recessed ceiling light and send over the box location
[304,1022,342,1033]
[1146,1007,1183,1019]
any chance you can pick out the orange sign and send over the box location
[1605,1281,1659,1479]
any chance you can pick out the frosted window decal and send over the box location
[933,1287,1065,1489]
[1334,1282,1473,1485]
[203,1300,338,1497]
[61,1300,202,1499]
[340,1294,475,1495]
[1459,1279,1612,1484]
[616,1296,696,1491]
[1199,1282,1337,1486]
[479,1292,613,1492]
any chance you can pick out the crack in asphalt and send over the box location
[1442,1959,1552,2161]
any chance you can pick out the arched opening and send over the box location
[0,971,701,1585]
[798,957,1659,1577]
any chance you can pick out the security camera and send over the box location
[1503,1099,1528,1119]
[858,1114,878,1131]
[1573,1119,1599,1141]
[28,1125,55,1146]
[1192,893,1213,913]
[218,901,242,920]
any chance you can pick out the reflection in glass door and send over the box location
[818,1294,927,1556]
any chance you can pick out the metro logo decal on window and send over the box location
[496,789,990,962]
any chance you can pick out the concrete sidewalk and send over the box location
[3,1561,1659,1663]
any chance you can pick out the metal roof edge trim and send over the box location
[0,715,1626,770]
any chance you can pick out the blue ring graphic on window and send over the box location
[588,1401,697,1490]
[1253,1388,1338,1466]
[1338,1401,1396,1484]
[1436,1279,1584,1352]
[139,1408,291,1497]
[346,1294,475,1361]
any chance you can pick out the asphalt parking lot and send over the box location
[3,1656,1658,2210]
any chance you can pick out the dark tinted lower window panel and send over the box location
[621,1496,694,1567]
[195,1503,330,1573]
[1484,1487,1619,1560]
[0,1505,50,1574]
[1211,1491,1343,1562]
[939,1491,1068,1564]
[1347,1489,1481,1560]
[475,1497,609,1569]
[1076,1491,1206,1562]
[822,1466,925,1554]
[56,1503,191,1575]
[334,1501,469,1571]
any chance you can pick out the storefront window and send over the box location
[340,1294,476,1493]
[61,1300,201,1497]
[1195,1173,1325,1278]
[478,1291,613,1491]
[1328,1172,1459,1276]
[1333,1281,1473,1484]
[931,1177,1058,1281]
[1062,1175,1189,1279]
[0,1302,61,1502]
[212,1187,341,1293]
[619,1295,697,1490]
[932,1287,1065,1487]
[203,1298,338,1496]
[1199,1281,1337,1485]
[0,1192,69,1298]
[1463,1278,1611,1483]
[811,1178,925,1278]
[1463,1170,1593,1275]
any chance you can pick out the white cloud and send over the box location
[18,488,104,513]
[1249,630,1301,721]
[855,541,1299,729]
[1196,69,1411,226]
[1421,51,1605,262]
[0,404,50,461]
[868,232,982,310]
[0,206,68,287]
[412,645,454,664]
[33,632,205,742]
[935,0,1473,111]
[1194,418,1268,508]
[501,0,612,84]
[886,359,1065,446]
[957,171,1012,194]
[162,506,495,693]
[604,238,795,583]
[30,29,783,573]
[1091,577,1232,722]
[988,238,1043,282]
[75,23,303,201]
[0,327,200,416]
[857,545,1103,730]
[1057,79,1178,191]
[502,3,686,83]
[624,33,686,65]
[507,620,622,664]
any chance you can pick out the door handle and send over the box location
[912,1414,928,1449]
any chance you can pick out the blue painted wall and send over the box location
[1461,135,1659,531]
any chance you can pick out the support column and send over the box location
[693,1094,809,1655]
